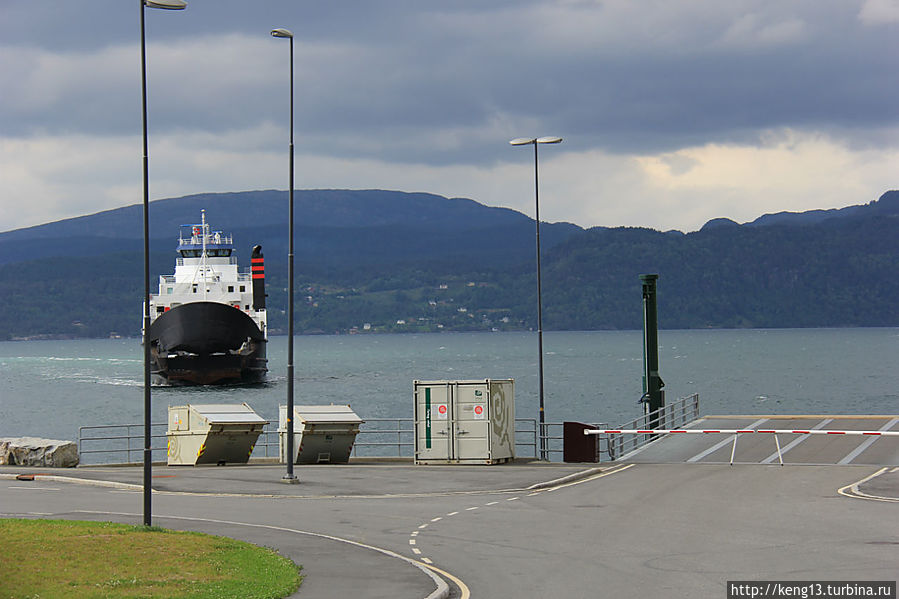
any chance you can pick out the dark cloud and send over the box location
[0,1,896,166]
[0,0,899,236]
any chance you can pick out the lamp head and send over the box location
[271,28,294,39]
[144,0,187,9]
[510,137,563,146]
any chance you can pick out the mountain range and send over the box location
[0,189,896,339]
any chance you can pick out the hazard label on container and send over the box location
[473,405,485,420]
[436,404,448,420]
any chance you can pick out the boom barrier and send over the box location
[585,428,899,465]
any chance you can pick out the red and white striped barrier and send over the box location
[584,428,899,436]
[584,427,899,465]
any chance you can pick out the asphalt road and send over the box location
[2,462,897,598]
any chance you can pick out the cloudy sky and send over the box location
[1,0,897,233]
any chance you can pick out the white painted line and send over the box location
[465,506,479,511]
[72,510,455,599]
[761,418,832,464]
[430,517,442,522]
[409,539,417,545]
[418,523,429,529]
[686,418,769,462]
[838,418,899,465]
[412,548,422,555]
[411,531,419,537]
[422,558,433,564]
[9,486,61,491]
[506,497,519,501]
[486,501,499,506]
[447,511,459,516]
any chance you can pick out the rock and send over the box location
[0,437,79,468]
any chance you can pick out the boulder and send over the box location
[0,437,79,467]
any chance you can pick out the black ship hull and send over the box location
[147,302,267,386]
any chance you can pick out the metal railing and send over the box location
[602,393,700,461]
[78,417,541,464]
[77,395,698,465]
[78,423,169,465]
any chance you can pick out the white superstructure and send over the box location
[148,210,266,337]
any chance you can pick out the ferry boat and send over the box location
[144,211,267,385]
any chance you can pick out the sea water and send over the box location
[1,329,897,457]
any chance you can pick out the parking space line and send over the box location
[761,418,832,464]
[838,418,899,465]
[687,418,768,463]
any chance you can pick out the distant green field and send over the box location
[0,519,302,599]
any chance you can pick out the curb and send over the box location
[0,472,142,491]
[526,467,606,490]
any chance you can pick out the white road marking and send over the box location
[73,510,457,598]
[686,418,769,462]
[838,418,899,465]
[761,418,833,464]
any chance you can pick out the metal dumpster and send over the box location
[166,403,267,466]
[279,405,363,464]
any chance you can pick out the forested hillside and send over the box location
[0,189,896,339]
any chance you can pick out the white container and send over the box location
[413,379,515,465]
[278,405,363,464]
[166,403,267,466]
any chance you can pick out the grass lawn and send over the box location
[0,518,302,599]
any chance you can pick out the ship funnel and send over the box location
[251,245,266,310]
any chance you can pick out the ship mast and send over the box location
[201,209,207,299]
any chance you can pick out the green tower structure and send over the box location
[640,274,665,425]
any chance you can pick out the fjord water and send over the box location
[1,329,897,447]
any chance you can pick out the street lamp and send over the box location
[271,27,299,483]
[140,0,186,528]
[509,136,562,461]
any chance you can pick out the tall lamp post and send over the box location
[509,136,562,461]
[140,0,186,527]
[271,28,299,483]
